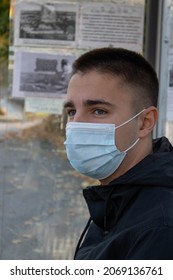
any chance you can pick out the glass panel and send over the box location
[166,0,173,144]
[0,0,145,259]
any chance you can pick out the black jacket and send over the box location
[74,137,173,260]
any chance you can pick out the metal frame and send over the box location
[144,0,170,138]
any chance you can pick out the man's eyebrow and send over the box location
[84,99,114,107]
[63,99,114,109]
[63,100,75,108]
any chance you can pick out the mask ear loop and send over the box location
[115,109,146,129]
[115,109,145,153]
[123,138,140,153]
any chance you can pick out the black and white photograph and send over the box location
[12,51,76,98]
[14,1,78,47]
[168,48,173,88]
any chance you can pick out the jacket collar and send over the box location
[83,137,173,230]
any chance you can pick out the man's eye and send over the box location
[95,109,107,115]
[67,109,76,117]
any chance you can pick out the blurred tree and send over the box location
[0,0,10,61]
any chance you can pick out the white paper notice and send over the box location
[79,3,144,52]
[167,48,173,121]
[25,97,64,114]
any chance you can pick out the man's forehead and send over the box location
[65,71,133,109]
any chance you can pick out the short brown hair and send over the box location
[71,48,159,109]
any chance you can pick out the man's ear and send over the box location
[139,106,158,138]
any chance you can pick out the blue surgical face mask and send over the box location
[64,109,145,180]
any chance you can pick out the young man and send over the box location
[64,48,173,259]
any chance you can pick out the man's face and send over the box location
[64,70,140,153]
